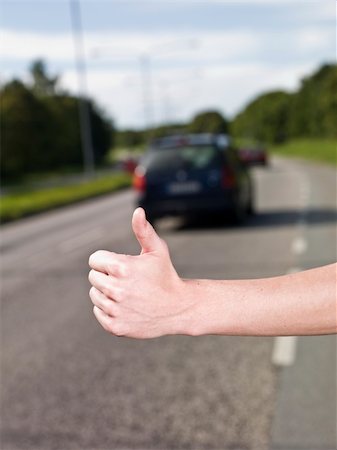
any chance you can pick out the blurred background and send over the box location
[1,1,336,450]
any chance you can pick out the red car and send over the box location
[122,157,138,174]
[238,147,268,166]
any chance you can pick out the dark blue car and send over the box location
[133,134,254,224]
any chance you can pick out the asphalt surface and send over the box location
[1,157,336,450]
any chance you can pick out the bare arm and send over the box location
[181,264,336,336]
[88,208,337,339]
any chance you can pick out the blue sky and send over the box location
[1,1,335,128]
[1,1,334,33]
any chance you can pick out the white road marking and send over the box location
[299,185,310,203]
[272,336,298,367]
[272,266,302,366]
[286,267,302,274]
[300,183,311,211]
[59,227,105,253]
[291,236,308,255]
[278,170,309,370]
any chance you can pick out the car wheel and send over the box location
[247,194,255,215]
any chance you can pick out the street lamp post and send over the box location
[139,54,154,134]
[91,39,199,133]
[69,0,95,175]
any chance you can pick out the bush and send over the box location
[0,172,131,222]
[271,138,337,166]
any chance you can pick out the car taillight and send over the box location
[132,172,146,193]
[222,167,236,188]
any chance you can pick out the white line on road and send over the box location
[278,175,309,369]
[299,186,310,204]
[272,336,298,367]
[299,177,311,206]
[286,267,302,274]
[272,266,302,366]
[291,236,308,255]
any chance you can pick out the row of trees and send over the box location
[1,61,113,181]
[116,110,229,148]
[117,63,336,149]
[231,63,337,144]
[1,61,335,181]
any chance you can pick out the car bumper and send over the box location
[137,195,235,218]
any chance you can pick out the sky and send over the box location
[1,0,335,129]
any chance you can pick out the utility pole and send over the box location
[69,0,95,175]
[139,54,155,137]
[91,39,199,138]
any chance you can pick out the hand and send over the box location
[88,208,193,338]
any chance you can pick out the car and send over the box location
[133,133,254,224]
[122,156,138,174]
[238,146,268,166]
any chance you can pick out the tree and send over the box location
[288,64,337,138]
[189,110,228,134]
[1,66,114,181]
[320,66,337,138]
[89,100,114,163]
[150,123,187,140]
[115,129,145,149]
[29,59,59,97]
[42,95,113,168]
[231,91,292,144]
[231,63,337,143]
[0,80,53,180]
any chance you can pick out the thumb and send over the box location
[132,208,166,254]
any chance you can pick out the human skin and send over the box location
[88,208,337,339]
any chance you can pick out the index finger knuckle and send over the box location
[88,250,103,267]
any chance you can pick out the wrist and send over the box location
[159,278,200,337]
[166,278,206,337]
[173,278,248,337]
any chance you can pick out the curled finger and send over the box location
[93,306,125,337]
[89,286,117,316]
[88,269,118,300]
[93,306,114,333]
[89,250,127,276]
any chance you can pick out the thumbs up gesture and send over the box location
[88,208,193,338]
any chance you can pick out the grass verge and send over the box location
[1,172,132,223]
[271,139,336,166]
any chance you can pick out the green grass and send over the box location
[0,172,132,223]
[271,139,336,166]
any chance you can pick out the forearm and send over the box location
[178,264,337,336]
[88,209,337,339]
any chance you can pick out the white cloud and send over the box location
[112,0,331,3]
[1,28,260,63]
[1,30,74,61]
[292,0,335,21]
[295,27,335,52]
[1,23,333,127]
[58,60,318,128]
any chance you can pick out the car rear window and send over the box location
[144,146,222,171]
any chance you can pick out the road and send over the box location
[1,157,336,450]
